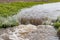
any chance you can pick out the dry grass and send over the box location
[21,18,43,25]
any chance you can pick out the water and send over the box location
[0,24,37,40]
[22,2,60,19]
[0,2,60,40]
[17,2,60,24]
[0,24,59,40]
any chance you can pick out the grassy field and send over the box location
[0,2,47,17]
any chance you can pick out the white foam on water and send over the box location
[17,2,60,21]
[0,24,59,40]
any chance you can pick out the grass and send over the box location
[0,2,47,17]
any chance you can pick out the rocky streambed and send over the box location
[0,24,59,40]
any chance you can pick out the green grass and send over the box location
[0,2,47,17]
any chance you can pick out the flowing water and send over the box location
[0,2,60,40]
[0,24,59,40]
[17,2,60,21]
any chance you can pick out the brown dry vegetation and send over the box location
[21,18,43,25]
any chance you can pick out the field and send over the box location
[0,2,47,17]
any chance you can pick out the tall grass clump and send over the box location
[0,16,19,28]
[53,16,60,29]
